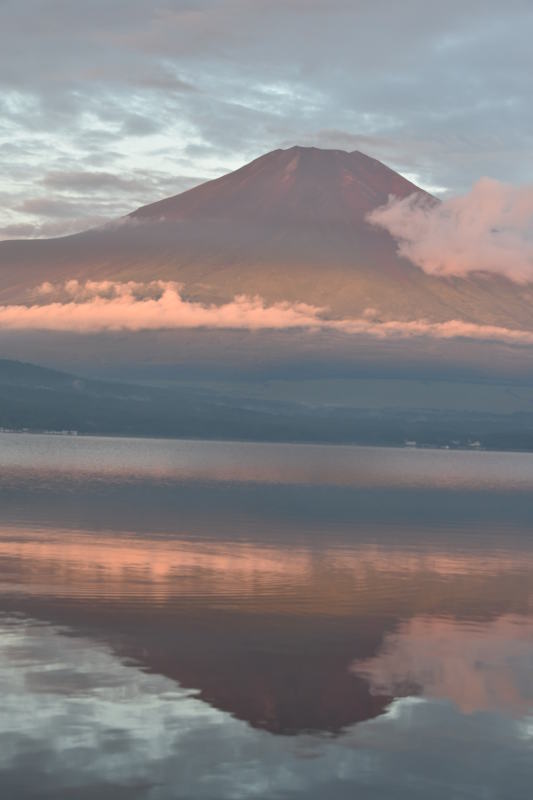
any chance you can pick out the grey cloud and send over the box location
[17,198,87,219]
[41,169,204,201]
[43,171,151,193]
[120,114,163,137]
[32,217,111,238]
[134,71,196,93]
[0,223,39,239]
[7,167,205,238]
[81,64,196,94]
[0,217,109,241]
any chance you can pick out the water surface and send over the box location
[0,433,532,798]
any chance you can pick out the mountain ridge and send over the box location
[3,356,533,450]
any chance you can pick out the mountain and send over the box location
[3,357,533,450]
[0,358,314,440]
[1,145,532,329]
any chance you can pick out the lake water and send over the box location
[0,433,532,799]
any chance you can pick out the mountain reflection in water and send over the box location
[0,434,532,798]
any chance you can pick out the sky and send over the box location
[1,0,533,239]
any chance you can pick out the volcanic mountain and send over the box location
[0,145,532,328]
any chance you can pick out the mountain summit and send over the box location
[0,146,530,328]
[131,146,431,225]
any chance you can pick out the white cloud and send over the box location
[369,178,533,283]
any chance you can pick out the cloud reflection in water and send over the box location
[1,614,532,800]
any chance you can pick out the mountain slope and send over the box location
[0,146,532,328]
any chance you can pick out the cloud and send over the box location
[81,63,196,93]
[335,315,533,345]
[352,614,533,715]
[0,222,39,239]
[42,169,202,198]
[0,217,110,240]
[369,178,533,283]
[5,172,204,238]
[120,113,163,137]
[17,198,87,218]
[42,171,149,193]
[2,281,324,333]
[2,280,533,346]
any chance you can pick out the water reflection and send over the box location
[1,615,532,800]
[0,434,533,797]
[353,615,533,715]
[1,524,532,734]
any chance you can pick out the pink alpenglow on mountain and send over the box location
[0,146,532,334]
[130,147,430,225]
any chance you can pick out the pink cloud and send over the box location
[352,614,533,715]
[2,280,324,333]
[333,315,533,345]
[1,280,533,346]
[368,178,533,283]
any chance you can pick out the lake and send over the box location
[0,433,532,798]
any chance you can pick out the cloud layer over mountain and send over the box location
[1,280,532,347]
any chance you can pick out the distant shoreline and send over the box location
[0,427,529,456]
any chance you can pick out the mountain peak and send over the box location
[131,146,430,226]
